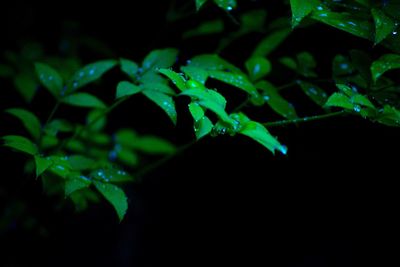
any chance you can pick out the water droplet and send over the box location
[226,6,233,11]
[393,31,398,35]
[73,81,78,88]
[186,60,192,65]
[316,6,323,11]
[117,170,127,176]
[353,105,361,112]
[89,69,95,75]
[279,145,288,155]
[309,88,318,95]
[108,151,117,161]
[263,95,270,101]
[79,71,84,77]
[340,63,349,70]
[347,21,357,26]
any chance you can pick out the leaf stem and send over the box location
[38,101,61,151]
[263,111,347,127]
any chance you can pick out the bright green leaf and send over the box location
[6,108,41,140]
[63,93,107,109]
[158,68,186,91]
[290,0,320,27]
[142,48,178,70]
[116,81,141,99]
[371,54,400,83]
[245,57,272,81]
[256,81,298,119]
[371,8,396,44]
[35,63,63,97]
[67,60,117,91]
[194,116,213,139]
[142,90,177,125]
[208,70,259,97]
[93,181,128,221]
[239,120,286,155]
[2,135,38,155]
[213,0,237,11]
[65,176,91,196]
[324,93,354,110]
[189,102,205,122]
[141,82,176,95]
[181,66,209,85]
[68,155,96,171]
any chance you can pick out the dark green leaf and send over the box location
[34,155,53,177]
[0,64,14,77]
[92,168,134,183]
[68,155,96,171]
[35,63,63,97]
[120,58,138,80]
[115,129,137,147]
[375,105,400,127]
[142,48,178,70]
[67,60,117,91]
[142,90,177,124]
[63,93,107,109]
[371,8,396,44]
[196,0,208,10]
[183,20,224,38]
[371,54,400,83]
[6,108,41,140]
[94,181,128,221]
[14,73,37,102]
[40,135,59,149]
[116,81,142,99]
[117,148,139,167]
[87,109,106,132]
[245,57,272,81]
[296,52,317,77]
[290,0,320,27]
[208,70,259,98]
[44,119,74,136]
[2,135,38,155]
[158,68,186,91]
[252,28,291,57]
[130,136,175,154]
[256,81,298,119]
[297,81,328,106]
[349,50,372,83]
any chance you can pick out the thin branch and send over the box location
[263,111,347,127]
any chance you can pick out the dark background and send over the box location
[0,0,398,266]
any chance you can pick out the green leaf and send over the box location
[252,28,291,57]
[296,52,317,77]
[44,119,74,136]
[180,88,232,123]
[297,81,328,106]
[117,148,139,167]
[115,129,138,147]
[189,102,205,122]
[290,0,320,27]
[2,135,38,155]
[92,169,134,183]
[93,181,128,221]
[141,82,176,95]
[142,48,178,70]
[14,73,37,102]
[196,0,208,11]
[375,105,400,127]
[213,0,237,11]
[130,136,175,154]
[208,70,259,97]
[351,94,375,109]
[67,155,96,171]
[120,58,138,80]
[142,90,177,124]
[325,93,354,110]
[371,54,400,83]
[34,155,53,177]
[6,108,41,140]
[188,54,243,74]
[239,120,286,155]
[349,50,372,83]
[63,93,107,109]
[371,8,396,44]
[87,109,106,132]
[183,20,224,38]
[256,81,298,119]
[181,66,209,85]
[35,63,63,97]
[194,116,213,139]
[245,57,272,81]
[65,176,91,196]
[67,59,117,91]
[116,81,141,99]
[311,10,373,40]
[158,68,186,91]
[40,135,59,149]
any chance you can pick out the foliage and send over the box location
[1,0,400,222]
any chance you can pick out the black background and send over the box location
[0,0,399,266]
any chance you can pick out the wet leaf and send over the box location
[208,70,259,97]
[67,155,96,171]
[65,176,91,196]
[297,81,328,106]
[142,48,178,70]
[67,60,117,91]
[143,90,177,124]
[245,57,272,81]
[181,66,209,85]
[256,81,298,119]
[35,63,63,97]
[6,108,41,140]
[189,102,205,122]
[371,8,396,44]
[34,155,52,177]
[371,54,400,83]
[213,0,236,11]
[194,116,213,139]
[158,68,186,91]
[290,0,320,27]
[120,58,138,80]
[94,181,128,221]
[196,0,208,11]
[325,93,354,109]
[252,28,291,57]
